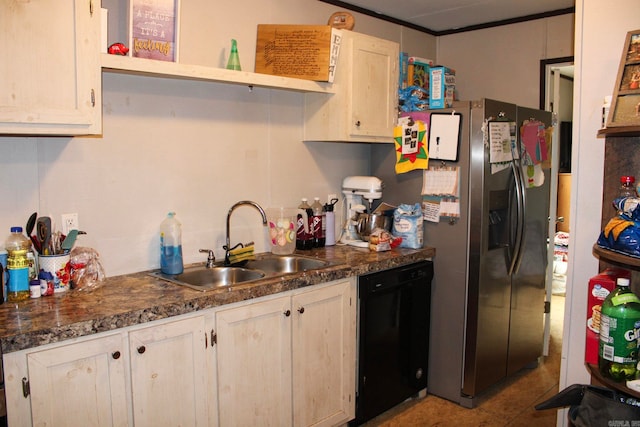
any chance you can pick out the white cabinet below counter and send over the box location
[2,277,355,427]
[216,278,356,427]
[3,314,215,427]
[4,332,129,426]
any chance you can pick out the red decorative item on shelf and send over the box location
[108,43,129,56]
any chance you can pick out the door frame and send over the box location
[540,56,574,356]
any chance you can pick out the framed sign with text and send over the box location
[130,0,180,62]
[607,29,640,127]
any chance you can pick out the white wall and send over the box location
[436,14,574,108]
[0,0,436,277]
[559,3,639,424]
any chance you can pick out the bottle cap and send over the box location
[621,176,635,185]
[324,198,339,212]
[10,226,23,233]
[618,277,631,287]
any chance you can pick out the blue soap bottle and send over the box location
[160,212,183,275]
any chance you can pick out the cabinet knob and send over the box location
[355,120,361,127]
[298,307,305,314]
[137,346,146,354]
[112,351,121,359]
[284,310,291,317]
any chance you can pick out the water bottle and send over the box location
[324,199,338,246]
[598,277,640,381]
[296,199,313,250]
[160,212,183,275]
[5,227,32,302]
[311,197,325,248]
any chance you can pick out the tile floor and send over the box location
[362,294,565,426]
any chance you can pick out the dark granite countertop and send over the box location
[0,245,435,354]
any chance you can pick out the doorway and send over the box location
[540,56,574,357]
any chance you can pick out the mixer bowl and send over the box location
[356,213,392,241]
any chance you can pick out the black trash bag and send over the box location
[535,384,640,426]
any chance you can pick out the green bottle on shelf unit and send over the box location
[598,277,640,381]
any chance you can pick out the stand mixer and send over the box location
[340,176,383,244]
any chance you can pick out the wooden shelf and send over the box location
[101,54,335,94]
[586,363,640,399]
[598,126,640,137]
[592,244,640,270]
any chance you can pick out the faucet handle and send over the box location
[199,249,216,268]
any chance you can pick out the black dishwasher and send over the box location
[352,260,433,426]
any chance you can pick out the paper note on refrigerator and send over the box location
[422,166,459,196]
[521,120,548,165]
[488,121,516,164]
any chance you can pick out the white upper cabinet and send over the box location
[304,31,399,143]
[0,0,102,135]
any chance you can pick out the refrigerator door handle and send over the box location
[508,159,525,275]
[513,160,527,274]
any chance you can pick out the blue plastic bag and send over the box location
[597,197,640,257]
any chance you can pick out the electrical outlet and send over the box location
[61,213,79,235]
[328,193,338,203]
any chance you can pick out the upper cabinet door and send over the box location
[304,31,399,143]
[0,0,101,135]
[349,35,399,139]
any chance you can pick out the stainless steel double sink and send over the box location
[150,254,331,291]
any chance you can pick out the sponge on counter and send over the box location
[227,244,256,265]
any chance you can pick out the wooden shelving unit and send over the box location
[593,244,640,269]
[592,126,640,399]
[598,126,640,138]
[586,364,640,399]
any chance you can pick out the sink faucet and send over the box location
[224,200,268,265]
[199,249,216,268]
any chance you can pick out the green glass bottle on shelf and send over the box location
[598,277,640,381]
[226,39,241,71]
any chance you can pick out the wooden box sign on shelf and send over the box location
[255,25,342,82]
[607,29,640,128]
[130,0,179,62]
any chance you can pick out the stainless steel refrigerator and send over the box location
[370,98,551,408]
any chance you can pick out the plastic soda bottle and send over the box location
[5,227,32,302]
[296,199,313,250]
[598,277,640,381]
[311,197,325,248]
[160,212,183,275]
[619,176,636,198]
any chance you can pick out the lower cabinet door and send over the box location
[25,333,129,426]
[292,279,356,427]
[216,295,293,426]
[129,315,208,427]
